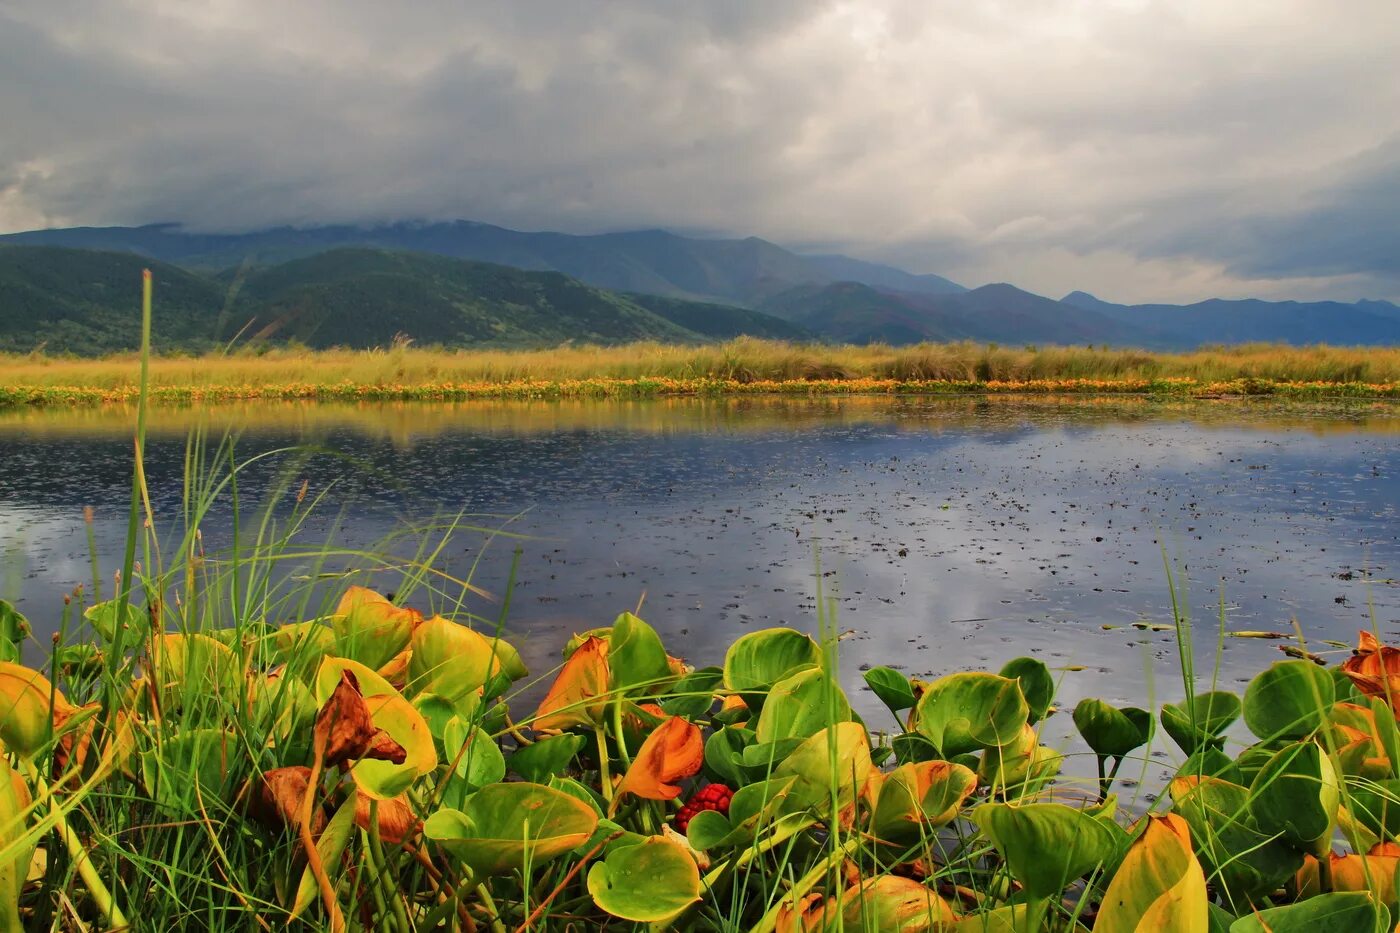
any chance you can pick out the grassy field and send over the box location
[2,339,1400,406]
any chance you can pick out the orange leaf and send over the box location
[1340,630,1400,718]
[354,792,420,845]
[614,716,703,805]
[534,637,611,733]
[315,670,407,769]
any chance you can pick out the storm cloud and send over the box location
[2,0,1398,302]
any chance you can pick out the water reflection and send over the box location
[2,395,1398,791]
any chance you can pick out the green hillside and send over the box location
[0,246,806,354]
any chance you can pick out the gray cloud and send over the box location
[1,0,1398,302]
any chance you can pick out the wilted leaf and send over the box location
[614,716,704,804]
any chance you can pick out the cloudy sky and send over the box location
[2,0,1398,303]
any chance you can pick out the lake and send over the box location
[2,395,1398,790]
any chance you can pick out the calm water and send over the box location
[2,395,1398,785]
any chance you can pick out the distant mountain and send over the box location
[5,220,1400,350]
[1062,291,1400,348]
[803,255,965,297]
[0,245,808,353]
[761,281,1162,347]
[1,221,959,307]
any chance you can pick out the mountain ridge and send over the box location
[3,220,1400,350]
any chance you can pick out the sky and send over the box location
[2,0,1398,304]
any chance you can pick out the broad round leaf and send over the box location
[1228,891,1390,933]
[509,733,587,782]
[609,612,673,695]
[409,616,521,700]
[872,760,978,844]
[999,657,1054,724]
[1247,741,1339,849]
[775,722,873,814]
[1243,661,1334,741]
[865,667,918,719]
[443,718,506,793]
[423,782,597,877]
[834,876,958,932]
[972,802,1119,900]
[330,586,420,672]
[1169,776,1303,905]
[915,673,1028,756]
[755,667,852,745]
[1161,691,1242,755]
[1074,698,1154,758]
[722,628,822,694]
[587,836,701,923]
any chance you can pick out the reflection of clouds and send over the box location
[7,407,1398,735]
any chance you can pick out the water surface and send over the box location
[3,395,1398,785]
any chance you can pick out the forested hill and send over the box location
[0,245,808,354]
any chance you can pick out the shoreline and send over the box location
[4,374,1400,407]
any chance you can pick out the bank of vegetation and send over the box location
[4,339,1400,407]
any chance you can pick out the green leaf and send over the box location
[1169,776,1302,907]
[661,667,723,718]
[755,666,852,745]
[409,616,523,700]
[84,598,148,646]
[1243,661,1334,741]
[872,760,977,844]
[915,672,1028,756]
[509,733,587,782]
[609,612,673,695]
[1073,698,1153,758]
[1161,691,1241,754]
[442,719,506,800]
[775,722,873,815]
[999,657,1054,724]
[704,725,757,787]
[1227,892,1389,933]
[686,777,796,850]
[1247,741,1339,849]
[1346,778,1400,839]
[865,667,917,718]
[423,782,598,877]
[140,728,239,813]
[587,836,701,923]
[0,601,28,663]
[971,802,1119,900]
[722,628,822,695]
[291,794,358,919]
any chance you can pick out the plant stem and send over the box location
[751,836,861,933]
[24,764,128,930]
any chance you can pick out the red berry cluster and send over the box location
[674,783,734,832]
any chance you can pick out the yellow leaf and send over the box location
[1094,814,1208,933]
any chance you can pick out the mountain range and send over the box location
[2,220,1398,353]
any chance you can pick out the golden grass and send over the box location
[3,339,1400,405]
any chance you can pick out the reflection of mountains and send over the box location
[3,396,1398,446]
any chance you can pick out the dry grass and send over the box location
[5,338,1400,389]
